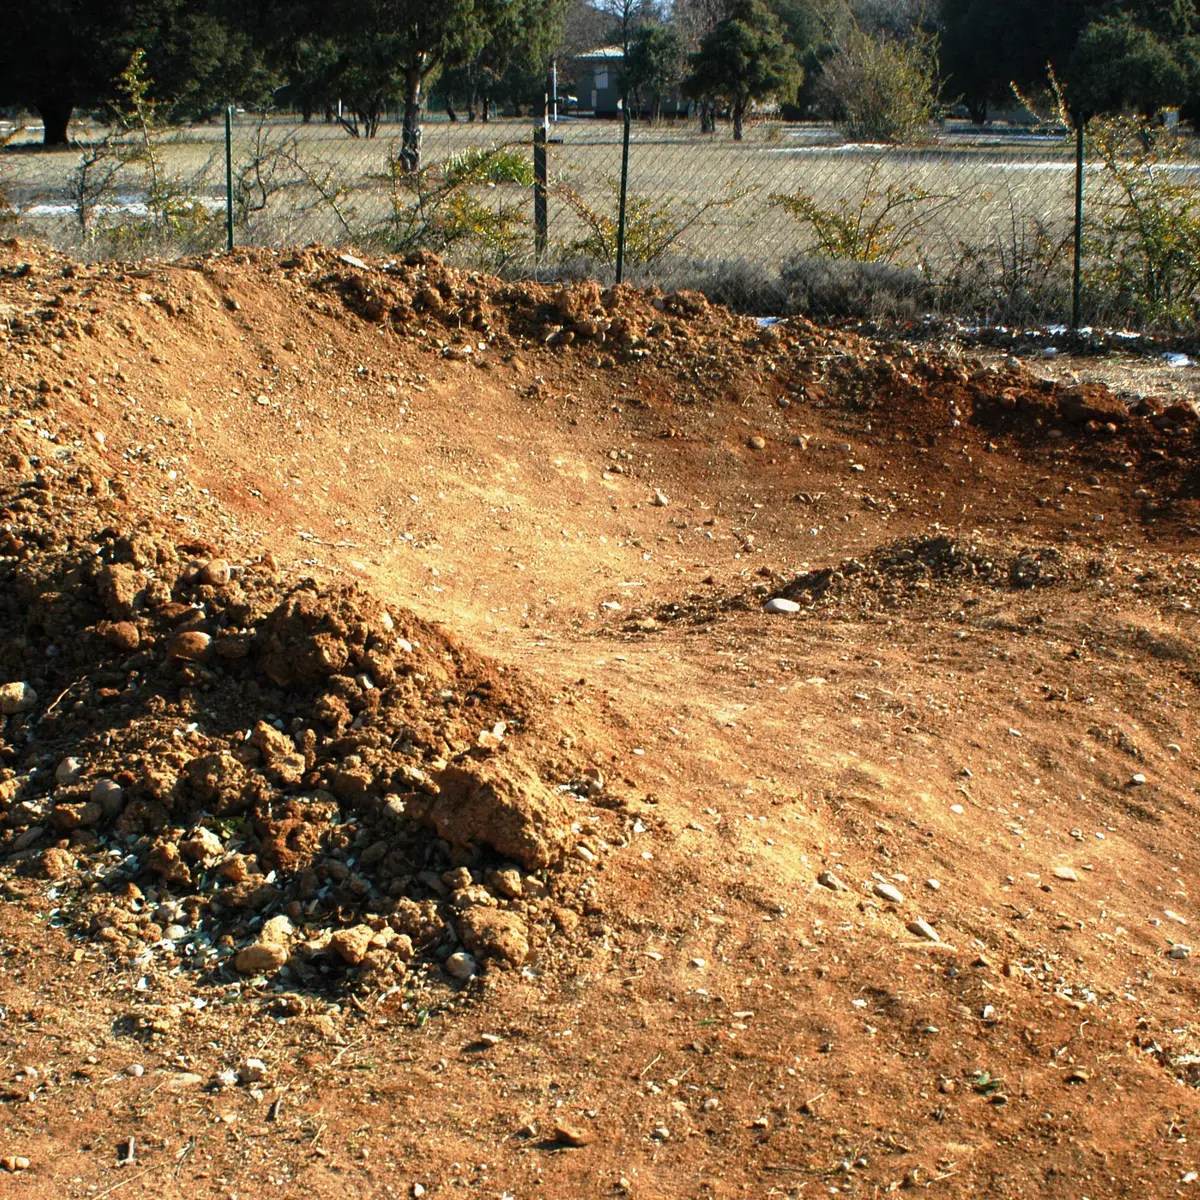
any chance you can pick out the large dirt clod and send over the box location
[415,758,573,870]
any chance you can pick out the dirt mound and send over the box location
[8,237,1200,1198]
[0,420,617,999]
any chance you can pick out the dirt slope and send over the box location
[3,238,1200,1199]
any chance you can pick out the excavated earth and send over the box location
[3,238,1200,1198]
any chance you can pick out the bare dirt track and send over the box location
[3,239,1200,1200]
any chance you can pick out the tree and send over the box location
[817,23,939,140]
[596,0,665,55]
[1068,13,1194,116]
[0,0,263,147]
[439,0,568,121]
[275,0,498,166]
[624,23,685,119]
[768,0,852,115]
[682,0,801,138]
[938,0,1091,122]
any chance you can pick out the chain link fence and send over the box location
[4,107,1200,334]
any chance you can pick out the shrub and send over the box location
[770,158,955,265]
[1085,115,1200,330]
[816,26,940,144]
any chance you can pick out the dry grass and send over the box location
[5,113,1194,325]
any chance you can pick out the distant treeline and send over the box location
[3,1,1197,156]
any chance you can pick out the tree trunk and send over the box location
[400,67,423,172]
[481,93,491,123]
[446,100,458,122]
[732,99,745,141]
[37,97,73,147]
[700,101,715,135]
[361,103,382,139]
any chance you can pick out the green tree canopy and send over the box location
[938,0,1200,121]
[624,23,685,118]
[1066,3,1200,117]
[682,0,801,138]
[271,0,501,164]
[0,0,264,146]
[1067,13,1195,116]
[938,0,1092,121]
[438,0,568,121]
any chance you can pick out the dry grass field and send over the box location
[2,116,1085,283]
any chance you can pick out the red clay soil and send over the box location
[2,238,1200,1199]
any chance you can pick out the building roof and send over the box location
[575,45,626,63]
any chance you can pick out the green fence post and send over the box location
[615,102,631,284]
[1071,117,1084,330]
[225,106,234,252]
[534,99,548,260]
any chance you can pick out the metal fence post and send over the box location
[615,102,631,284]
[1071,117,1084,330]
[534,99,548,260]
[224,106,234,252]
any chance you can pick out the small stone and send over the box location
[90,778,124,812]
[213,1069,238,1090]
[445,951,478,981]
[164,1073,204,1092]
[1,1156,31,1172]
[168,630,211,662]
[906,919,940,942]
[748,435,766,450]
[817,870,848,892]
[199,559,231,587]
[441,866,473,891]
[488,867,523,899]
[553,1122,594,1148]
[925,878,941,891]
[259,914,295,946]
[234,942,288,974]
[330,924,375,966]
[179,826,223,864]
[1130,773,1147,786]
[458,908,529,966]
[1065,1068,1090,1083]
[412,1185,427,1199]
[651,490,669,507]
[240,1058,268,1084]
[873,882,904,904]
[0,682,37,714]
[652,1125,671,1141]
[1053,866,1078,882]
[55,757,83,786]
[40,847,76,879]
[764,597,801,614]
[100,620,140,651]
[1169,945,1191,960]
[126,1064,144,1078]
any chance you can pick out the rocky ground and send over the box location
[2,238,1200,1198]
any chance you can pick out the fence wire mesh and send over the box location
[4,108,1200,334]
